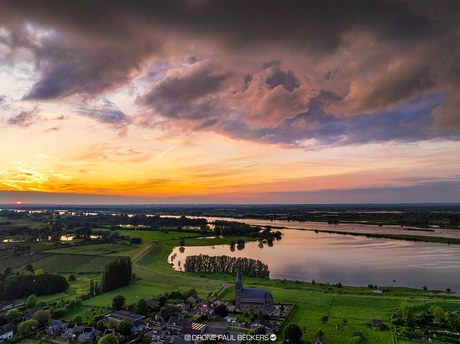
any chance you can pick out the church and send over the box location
[235,265,274,313]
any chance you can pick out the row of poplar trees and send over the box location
[184,255,270,278]
[101,256,132,293]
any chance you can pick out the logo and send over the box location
[184,334,191,341]
[270,334,277,341]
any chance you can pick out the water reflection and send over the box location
[169,229,460,291]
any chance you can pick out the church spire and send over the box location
[236,264,242,284]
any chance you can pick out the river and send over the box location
[165,216,460,291]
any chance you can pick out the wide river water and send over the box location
[166,216,460,291]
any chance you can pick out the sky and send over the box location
[0,1,459,204]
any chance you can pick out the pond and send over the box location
[169,228,460,291]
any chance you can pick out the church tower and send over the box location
[235,265,242,308]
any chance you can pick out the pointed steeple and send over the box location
[236,264,242,284]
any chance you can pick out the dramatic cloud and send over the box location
[0,1,458,146]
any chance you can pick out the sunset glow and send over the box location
[0,1,458,204]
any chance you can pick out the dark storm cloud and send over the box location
[6,107,40,128]
[136,59,232,120]
[1,1,458,146]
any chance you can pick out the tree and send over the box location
[90,279,95,297]
[6,309,21,323]
[108,320,116,329]
[253,326,266,335]
[33,309,51,326]
[315,329,324,338]
[215,304,229,318]
[35,269,44,275]
[284,324,302,343]
[97,320,106,332]
[73,315,83,325]
[26,264,35,274]
[445,312,460,330]
[399,302,416,326]
[102,257,132,293]
[18,320,39,334]
[112,295,126,311]
[98,333,119,344]
[185,288,198,298]
[431,306,444,325]
[68,274,76,281]
[135,298,147,315]
[258,309,263,320]
[117,320,133,336]
[321,315,329,324]
[249,305,254,317]
[27,294,37,308]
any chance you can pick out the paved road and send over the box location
[212,283,234,301]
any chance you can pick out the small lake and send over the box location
[169,229,460,291]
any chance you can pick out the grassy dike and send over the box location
[8,228,460,344]
[312,229,460,245]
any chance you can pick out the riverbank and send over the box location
[310,229,460,245]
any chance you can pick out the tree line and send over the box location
[183,255,270,278]
[101,256,132,293]
[0,272,69,299]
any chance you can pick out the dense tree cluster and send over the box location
[102,257,132,293]
[213,221,282,241]
[184,255,269,278]
[0,272,69,299]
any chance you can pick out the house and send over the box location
[146,300,161,308]
[130,319,145,333]
[0,302,14,311]
[102,329,121,338]
[203,326,228,337]
[157,305,182,322]
[197,300,214,316]
[47,320,65,335]
[23,307,43,321]
[313,337,325,344]
[105,310,146,324]
[250,320,278,333]
[166,317,192,332]
[62,323,80,338]
[180,323,207,337]
[170,336,190,344]
[224,316,237,323]
[186,295,201,306]
[0,324,17,341]
[151,330,167,342]
[372,319,383,327]
[78,327,99,342]
[180,300,192,312]
[235,266,274,313]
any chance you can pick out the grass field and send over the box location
[48,243,142,255]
